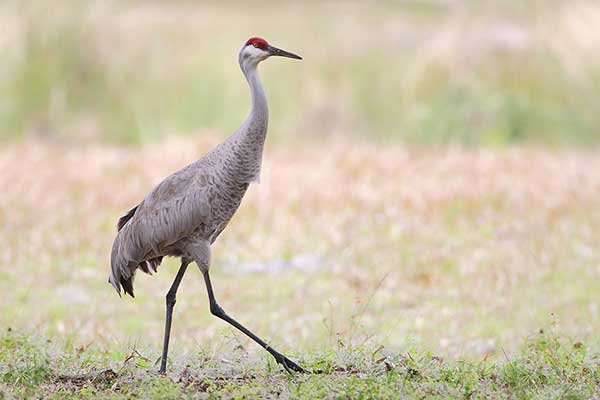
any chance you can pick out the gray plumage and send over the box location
[109,43,271,297]
[108,38,304,375]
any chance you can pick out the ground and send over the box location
[1,1,600,397]
[1,330,599,399]
[1,139,599,398]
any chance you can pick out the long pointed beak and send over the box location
[267,45,302,60]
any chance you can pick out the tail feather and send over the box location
[109,229,135,297]
[109,202,163,298]
[120,275,135,298]
[148,256,163,273]
[109,235,164,298]
[109,259,136,298]
[117,202,142,231]
[138,256,163,275]
[139,261,151,274]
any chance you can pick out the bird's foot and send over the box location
[155,355,167,375]
[272,352,306,374]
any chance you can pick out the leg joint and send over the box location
[209,302,225,317]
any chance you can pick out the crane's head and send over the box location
[239,37,302,69]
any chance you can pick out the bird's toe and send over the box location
[274,353,306,374]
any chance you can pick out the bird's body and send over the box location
[110,99,266,296]
[109,38,271,296]
[108,37,304,374]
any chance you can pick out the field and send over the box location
[1,0,600,398]
[1,139,600,398]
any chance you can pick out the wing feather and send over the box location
[109,164,212,296]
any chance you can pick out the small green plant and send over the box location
[1,330,598,399]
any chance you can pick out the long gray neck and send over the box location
[242,62,268,132]
[218,59,268,183]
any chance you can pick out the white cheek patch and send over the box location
[243,45,269,61]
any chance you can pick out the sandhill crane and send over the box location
[109,37,303,374]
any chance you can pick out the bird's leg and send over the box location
[201,270,305,374]
[159,259,190,375]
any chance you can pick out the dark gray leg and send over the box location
[201,270,305,374]
[159,259,190,374]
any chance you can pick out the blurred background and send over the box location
[1,0,599,362]
[2,0,600,145]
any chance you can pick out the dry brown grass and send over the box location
[1,138,599,362]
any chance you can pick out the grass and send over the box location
[1,3,600,396]
[1,330,598,399]
[0,138,599,397]
[0,1,600,145]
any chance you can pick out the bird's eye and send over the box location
[253,43,259,48]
